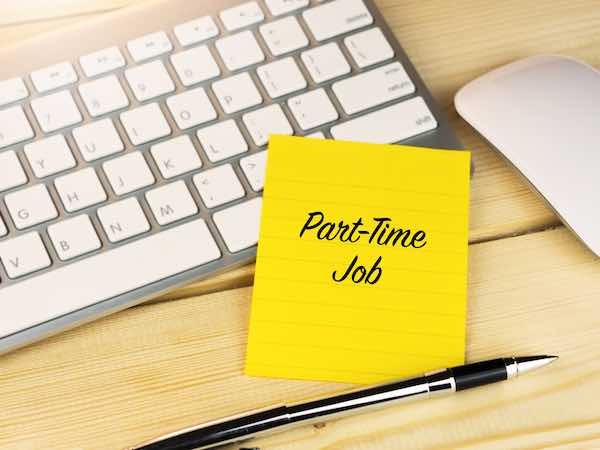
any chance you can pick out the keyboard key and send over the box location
[73,118,124,162]
[121,103,171,146]
[332,62,415,115]
[301,42,351,84]
[0,219,220,339]
[196,120,248,163]
[260,16,308,56]
[174,16,219,47]
[171,46,220,87]
[78,75,129,117]
[30,62,78,93]
[103,152,155,196]
[243,104,293,147]
[216,31,264,72]
[98,197,150,243]
[0,78,28,107]
[303,0,373,42]
[31,90,82,133]
[344,27,394,68]
[265,0,309,16]
[141,137,187,180]
[0,215,7,237]
[288,88,339,130]
[127,31,173,63]
[0,151,28,192]
[80,46,126,78]
[48,215,101,261]
[240,150,267,191]
[166,87,217,130]
[257,57,307,99]
[5,185,58,230]
[212,72,262,114]
[220,2,264,31]
[0,106,34,149]
[193,164,245,208]
[213,197,262,252]
[54,168,107,213]
[146,180,198,226]
[24,134,76,178]
[151,135,202,179]
[125,60,175,102]
[330,96,438,143]
[0,232,51,279]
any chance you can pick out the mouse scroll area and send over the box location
[455,55,600,257]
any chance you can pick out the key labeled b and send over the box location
[48,215,101,261]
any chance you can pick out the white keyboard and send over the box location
[0,0,461,353]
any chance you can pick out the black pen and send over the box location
[130,356,557,450]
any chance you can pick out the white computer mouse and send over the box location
[455,55,600,256]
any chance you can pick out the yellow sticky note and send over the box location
[245,135,471,384]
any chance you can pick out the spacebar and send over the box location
[0,219,221,339]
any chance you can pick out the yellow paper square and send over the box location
[245,135,470,384]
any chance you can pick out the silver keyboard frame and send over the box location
[0,0,462,354]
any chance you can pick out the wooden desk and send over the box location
[1,1,599,449]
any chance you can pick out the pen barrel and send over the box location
[287,369,455,423]
[451,358,508,391]
[136,406,290,450]
[133,357,555,450]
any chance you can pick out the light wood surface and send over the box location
[1,1,600,449]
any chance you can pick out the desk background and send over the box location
[1,1,599,449]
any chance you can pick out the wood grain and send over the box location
[1,1,599,449]
[1,228,599,450]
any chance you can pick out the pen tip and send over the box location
[513,355,558,377]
